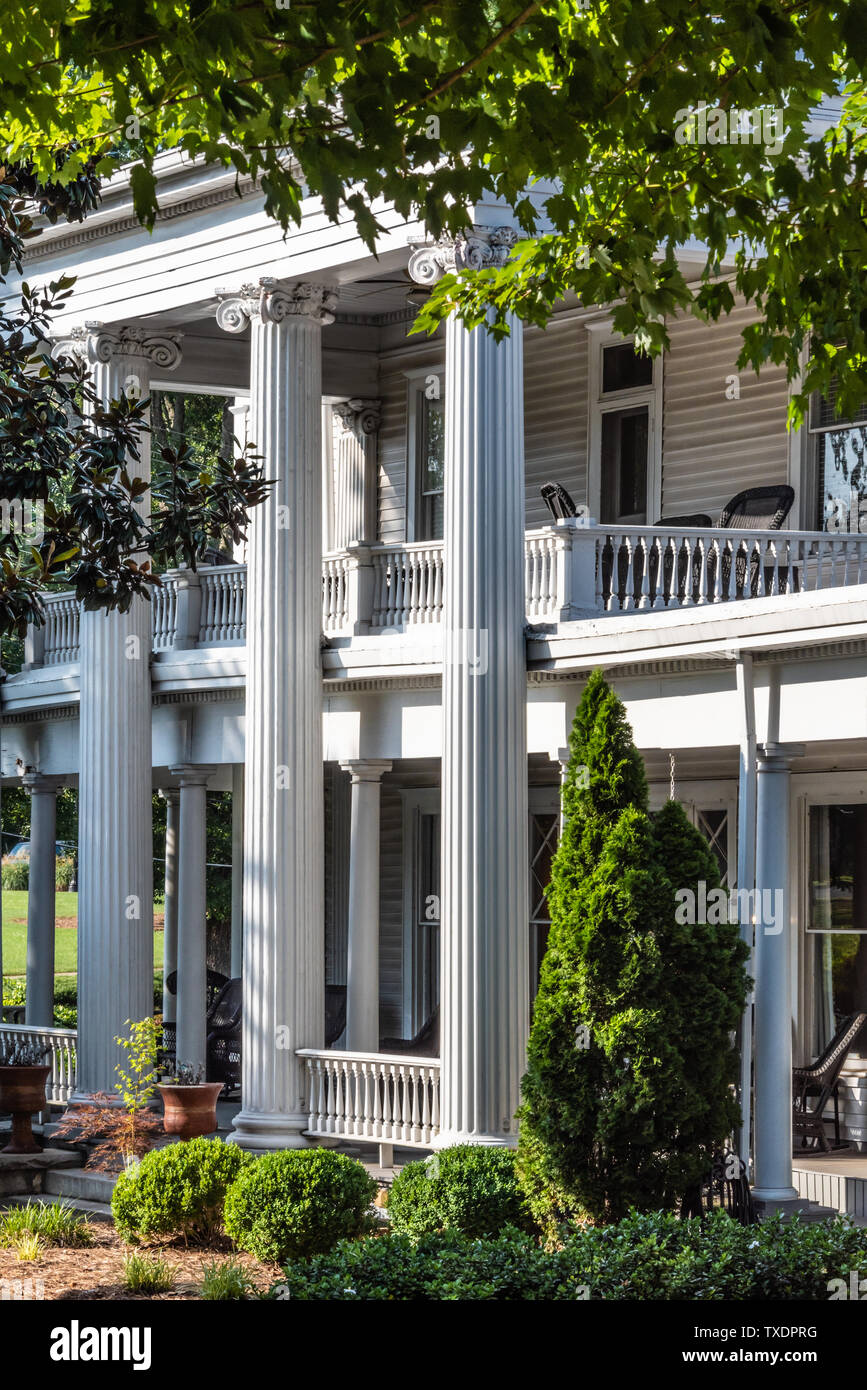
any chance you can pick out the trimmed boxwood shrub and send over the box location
[224,1149,376,1262]
[387,1145,533,1238]
[267,1210,867,1301]
[112,1137,251,1245]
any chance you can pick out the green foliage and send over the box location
[1,858,29,891]
[114,1017,161,1113]
[111,1137,250,1246]
[122,1250,177,1294]
[518,670,750,1228]
[10,1231,43,1262]
[200,1257,256,1301]
[267,1211,867,1301]
[224,1149,377,1263]
[0,1198,93,1248]
[54,856,75,891]
[387,1145,533,1239]
[2,977,25,1007]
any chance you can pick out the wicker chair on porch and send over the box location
[540,481,579,522]
[380,1006,440,1057]
[206,977,242,1094]
[793,1011,867,1152]
[325,985,347,1048]
[160,969,230,1067]
[715,484,798,596]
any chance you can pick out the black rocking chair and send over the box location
[793,1012,867,1152]
[325,984,347,1047]
[206,977,242,1094]
[380,1006,440,1057]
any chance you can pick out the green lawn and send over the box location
[1,890,165,978]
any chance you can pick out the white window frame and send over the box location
[400,787,441,1036]
[403,366,444,542]
[586,319,663,526]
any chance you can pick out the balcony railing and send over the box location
[297,1048,441,1152]
[20,522,867,668]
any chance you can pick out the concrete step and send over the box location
[0,1148,82,1199]
[4,1192,113,1223]
[43,1169,115,1204]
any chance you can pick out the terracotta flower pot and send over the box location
[0,1064,50,1154]
[158,1082,223,1140]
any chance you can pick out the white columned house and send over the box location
[171,764,213,1073]
[23,773,58,1026]
[216,278,337,1148]
[52,324,182,1096]
[409,228,530,1145]
[340,758,392,1051]
[752,741,805,1206]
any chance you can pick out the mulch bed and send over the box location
[0,1225,278,1300]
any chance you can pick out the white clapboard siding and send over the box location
[523,317,588,528]
[661,302,790,520]
[376,339,444,545]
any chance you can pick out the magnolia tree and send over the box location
[2,1,867,418]
[517,670,750,1229]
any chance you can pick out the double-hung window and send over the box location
[587,327,662,525]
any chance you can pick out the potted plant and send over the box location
[0,1039,51,1154]
[158,1063,223,1141]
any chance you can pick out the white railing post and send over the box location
[172,567,202,649]
[556,517,601,620]
[344,543,374,635]
[22,620,45,671]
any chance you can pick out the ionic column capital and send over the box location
[51,322,183,373]
[339,759,392,784]
[407,225,519,286]
[333,398,382,439]
[215,278,338,332]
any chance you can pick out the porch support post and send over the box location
[410,227,529,1146]
[735,653,758,1172]
[340,759,391,1051]
[160,789,179,1026]
[170,764,213,1074]
[23,774,58,1026]
[752,740,804,1205]
[52,324,182,1096]
[230,764,244,979]
[216,278,336,1148]
[331,399,381,548]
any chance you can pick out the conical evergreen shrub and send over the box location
[517,670,750,1230]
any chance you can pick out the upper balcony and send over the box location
[12,519,867,683]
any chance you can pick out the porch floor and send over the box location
[793,1145,867,1223]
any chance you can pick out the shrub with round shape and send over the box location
[224,1149,376,1262]
[387,1145,534,1239]
[111,1136,250,1245]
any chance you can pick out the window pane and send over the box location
[417,395,445,540]
[809,804,867,931]
[600,406,648,524]
[602,342,653,393]
[816,426,867,531]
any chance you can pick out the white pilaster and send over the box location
[160,789,179,1026]
[331,399,381,548]
[340,760,391,1051]
[216,278,336,1148]
[170,765,213,1073]
[53,324,182,1096]
[752,741,804,1204]
[410,227,529,1146]
[230,764,244,979]
[23,774,58,1027]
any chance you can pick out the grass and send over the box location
[200,1258,256,1301]
[1,890,165,977]
[123,1250,177,1294]
[0,1199,94,1249]
[11,1231,44,1262]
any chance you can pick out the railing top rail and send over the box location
[194,563,246,576]
[0,1022,77,1040]
[592,523,867,542]
[297,1047,441,1067]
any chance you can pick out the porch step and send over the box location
[0,1147,82,1199]
[754,1193,839,1223]
[4,1192,113,1223]
[43,1169,116,1205]
[794,1165,867,1221]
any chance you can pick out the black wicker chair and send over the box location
[793,1012,867,1152]
[380,1006,440,1057]
[206,977,242,1094]
[716,484,798,596]
[161,969,231,1064]
[540,481,579,522]
[681,1151,757,1225]
[325,984,347,1047]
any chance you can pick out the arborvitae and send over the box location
[517,671,750,1230]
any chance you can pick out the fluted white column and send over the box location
[410,227,529,1146]
[171,765,213,1073]
[332,399,381,548]
[160,789,179,1026]
[217,278,336,1147]
[230,764,244,979]
[752,741,804,1204]
[23,774,58,1027]
[52,325,182,1096]
[340,760,391,1051]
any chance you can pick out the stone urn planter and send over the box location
[158,1081,223,1140]
[0,1064,51,1154]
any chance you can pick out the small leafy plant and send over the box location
[166,1062,205,1086]
[10,1231,44,1262]
[123,1250,177,1294]
[201,1258,256,1300]
[115,1017,161,1111]
[50,1093,163,1172]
